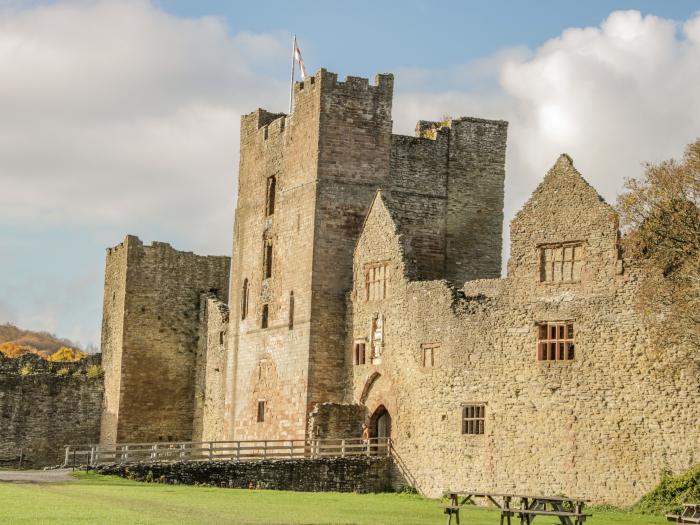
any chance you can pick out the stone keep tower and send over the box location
[225,69,507,441]
[101,235,230,444]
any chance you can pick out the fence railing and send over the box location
[63,437,391,467]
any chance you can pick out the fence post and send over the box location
[289,440,293,459]
[263,441,267,459]
[208,442,214,461]
[151,443,158,461]
[236,441,240,461]
[64,446,70,467]
[89,446,96,465]
[341,439,346,458]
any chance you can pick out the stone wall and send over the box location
[96,456,394,493]
[348,155,700,505]
[308,402,367,439]
[0,353,103,467]
[101,235,230,444]
[192,293,229,442]
[226,69,507,445]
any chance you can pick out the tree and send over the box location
[617,139,700,348]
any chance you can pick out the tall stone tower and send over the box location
[100,235,230,444]
[225,69,507,441]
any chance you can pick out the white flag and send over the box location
[294,43,307,80]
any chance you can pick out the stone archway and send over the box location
[369,404,391,439]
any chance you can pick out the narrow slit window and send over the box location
[288,291,294,330]
[261,304,269,329]
[257,400,265,422]
[537,321,575,361]
[264,242,273,279]
[219,331,224,345]
[353,342,366,365]
[266,176,276,216]
[241,278,249,320]
[461,404,485,435]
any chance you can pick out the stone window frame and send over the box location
[461,403,485,435]
[420,342,440,368]
[353,339,367,365]
[537,321,575,361]
[364,261,390,302]
[256,399,266,423]
[538,241,585,283]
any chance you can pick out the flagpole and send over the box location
[289,34,296,113]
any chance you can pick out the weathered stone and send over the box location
[96,456,394,493]
[0,353,103,467]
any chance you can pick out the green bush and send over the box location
[634,465,700,514]
[86,365,104,379]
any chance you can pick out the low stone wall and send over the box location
[0,353,103,467]
[96,457,394,493]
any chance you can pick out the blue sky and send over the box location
[1,0,699,349]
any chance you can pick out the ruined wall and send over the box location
[101,236,230,444]
[308,403,367,439]
[0,354,103,467]
[192,293,229,442]
[347,157,700,505]
[97,456,394,493]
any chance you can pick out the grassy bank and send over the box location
[0,472,667,524]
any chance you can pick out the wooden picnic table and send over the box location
[667,503,700,524]
[444,491,591,525]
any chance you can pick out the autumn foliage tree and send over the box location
[617,139,700,349]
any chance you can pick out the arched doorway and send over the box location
[370,405,391,439]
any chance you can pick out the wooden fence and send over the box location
[63,437,391,467]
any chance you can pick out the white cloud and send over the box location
[393,9,700,258]
[0,0,288,255]
[2,4,700,345]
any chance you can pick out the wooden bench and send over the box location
[517,508,591,524]
[667,503,700,524]
[443,491,591,525]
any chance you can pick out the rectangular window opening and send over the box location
[539,242,584,283]
[364,261,389,301]
[461,404,485,435]
[257,400,265,422]
[353,342,366,365]
[537,321,575,361]
[261,304,269,329]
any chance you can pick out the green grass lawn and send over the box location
[0,472,667,525]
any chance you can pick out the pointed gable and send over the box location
[356,190,448,281]
[508,154,621,284]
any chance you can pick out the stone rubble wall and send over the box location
[0,353,103,467]
[348,157,700,505]
[96,456,395,493]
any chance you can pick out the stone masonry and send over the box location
[100,69,699,505]
[0,353,103,466]
[101,235,229,444]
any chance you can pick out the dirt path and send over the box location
[0,468,74,483]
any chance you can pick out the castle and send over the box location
[100,69,700,505]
